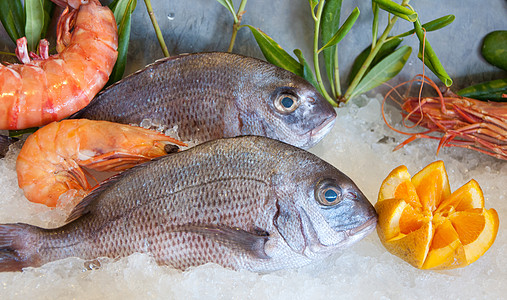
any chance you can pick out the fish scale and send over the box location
[0,136,377,272]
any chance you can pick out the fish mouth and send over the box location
[331,216,377,248]
[347,216,377,237]
[307,115,336,145]
[299,208,377,256]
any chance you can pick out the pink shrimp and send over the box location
[383,74,507,160]
[16,119,187,208]
[0,0,118,130]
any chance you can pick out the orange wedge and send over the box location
[375,161,499,270]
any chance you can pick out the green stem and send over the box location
[0,51,16,56]
[313,1,334,105]
[144,0,170,57]
[372,2,379,48]
[343,0,410,102]
[227,0,248,52]
[333,47,341,97]
[343,15,398,101]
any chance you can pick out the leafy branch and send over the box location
[217,0,454,106]
[217,0,249,52]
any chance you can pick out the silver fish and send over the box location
[71,52,336,149]
[0,136,376,273]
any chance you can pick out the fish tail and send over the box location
[0,223,42,272]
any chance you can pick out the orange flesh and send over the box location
[399,205,424,234]
[375,161,499,270]
[451,210,485,246]
[395,181,421,209]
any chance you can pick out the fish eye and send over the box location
[274,93,299,114]
[315,181,342,206]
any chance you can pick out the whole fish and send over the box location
[0,136,376,273]
[71,52,336,149]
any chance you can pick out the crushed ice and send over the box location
[1,95,505,299]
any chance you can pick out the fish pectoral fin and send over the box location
[184,225,271,259]
[65,169,127,223]
[65,194,94,223]
[274,201,305,254]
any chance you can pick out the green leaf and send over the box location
[8,127,39,138]
[413,19,452,87]
[457,78,507,102]
[110,0,137,26]
[40,0,55,40]
[347,37,402,85]
[319,7,359,52]
[481,30,507,71]
[215,0,237,22]
[373,0,417,22]
[244,25,304,77]
[320,0,342,94]
[107,0,137,86]
[293,49,319,89]
[0,0,25,43]
[25,0,46,52]
[397,15,455,38]
[350,45,411,99]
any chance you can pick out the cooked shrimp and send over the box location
[16,119,187,208]
[0,0,118,130]
[383,74,507,160]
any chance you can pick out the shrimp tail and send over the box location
[0,223,42,272]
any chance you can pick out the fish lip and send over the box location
[304,114,336,148]
[348,216,377,236]
[310,114,336,138]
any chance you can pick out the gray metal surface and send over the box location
[125,0,507,91]
[0,1,506,92]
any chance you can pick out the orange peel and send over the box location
[375,161,499,270]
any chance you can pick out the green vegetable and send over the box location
[396,14,455,38]
[25,0,54,52]
[373,0,417,22]
[8,127,38,138]
[319,7,360,53]
[481,30,507,71]
[244,25,304,77]
[349,45,412,99]
[294,49,319,91]
[0,0,25,43]
[347,37,403,85]
[107,0,137,85]
[0,0,53,52]
[413,18,452,87]
[320,0,343,97]
[217,0,452,106]
[216,0,236,21]
[457,78,507,102]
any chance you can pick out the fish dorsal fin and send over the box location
[182,225,270,259]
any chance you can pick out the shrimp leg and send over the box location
[0,0,118,130]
